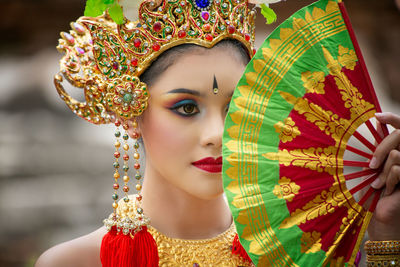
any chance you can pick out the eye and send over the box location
[170,99,200,117]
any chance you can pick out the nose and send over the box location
[200,111,224,149]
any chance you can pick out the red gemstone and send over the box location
[113,183,119,190]
[123,186,129,192]
[202,24,211,32]
[153,22,162,32]
[136,195,142,201]
[112,62,118,70]
[134,38,141,48]
[152,43,160,51]
[244,33,250,41]
[115,120,121,127]
[178,30,186,38]
[114,152,120,158]
[228,25,235,34]
[131,58,138,66]
[134,163,140,169]
[123,154,129,161]
[205,34,213,41]
[123,123,129,130]
[253,48,257,55]
[132,132,140,139]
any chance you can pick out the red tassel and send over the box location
[232,233,252,263]
[100,226,117,267]
[132,226,159,267]
[100,226,159,267]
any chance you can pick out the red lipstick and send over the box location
[192,157,222,173]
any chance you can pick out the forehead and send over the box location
[148,47,246,94]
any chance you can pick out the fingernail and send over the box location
[375,112,382,117]
[369,157,377,169]
[371,178,380,189]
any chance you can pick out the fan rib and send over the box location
[358,186,375,207]
[343,160,370,168]
[369,190,381,212]
[365,120,383,144]
[345,168,376,181]
[349,173,378,195]
[346,145,372,159]
[353,131,376,152]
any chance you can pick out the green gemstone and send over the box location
[123,93,133,103]
[113,162,120,168]
[135,174,142,180]
[123,165,129,172]
[137,208,143,214]
[123,197,130,202]
[123,134,129,140]
[115,131,121,137]
[134,142,139,149]
[112,194,118,200]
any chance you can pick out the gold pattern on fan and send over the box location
[300,231,322,254]
[274,118,300,143]
[273,176,300,202]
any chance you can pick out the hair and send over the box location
[140,39,251,86]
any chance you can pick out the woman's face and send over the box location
[139,46,247,200]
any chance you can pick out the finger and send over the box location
[369,129,400,170]
[384,164,400,196]
[376,120,384,139]
[375,112,400,129]
[372,149,400,189]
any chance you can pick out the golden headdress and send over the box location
[55,0,256,125]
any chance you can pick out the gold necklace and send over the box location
[149,222,253,267]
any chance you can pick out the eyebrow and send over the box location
[166,88,202,97]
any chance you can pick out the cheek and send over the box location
[140,106,193,160]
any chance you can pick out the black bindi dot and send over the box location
[212,75,219,94]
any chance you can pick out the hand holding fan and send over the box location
[223,0,390,265]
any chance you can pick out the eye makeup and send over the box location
[168,99,200,117]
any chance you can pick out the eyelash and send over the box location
[170,99,200,117]
[169,99,231,117]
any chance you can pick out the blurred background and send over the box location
[0,0,399,266]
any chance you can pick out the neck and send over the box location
[141,165,232,240]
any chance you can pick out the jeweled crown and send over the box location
[55,0,256,124]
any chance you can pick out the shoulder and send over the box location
[35,227,107,267]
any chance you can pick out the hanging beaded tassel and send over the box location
[101,119,158,267]
[130,118,159,267]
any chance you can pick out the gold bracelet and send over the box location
[364,240,400,255]
[366,254,400,266]
[365,240,400,267]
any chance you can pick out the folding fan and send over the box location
[223,0,389,266]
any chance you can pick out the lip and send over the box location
[192,157,222,173]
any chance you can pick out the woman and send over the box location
[36,0,400,266]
